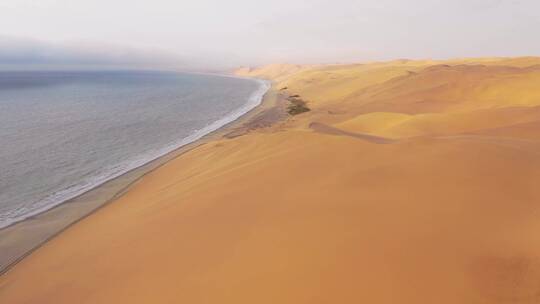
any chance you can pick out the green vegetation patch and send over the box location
[286,95,311,116]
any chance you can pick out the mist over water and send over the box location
[0,70,267,228]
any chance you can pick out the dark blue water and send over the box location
[0,70,269,228]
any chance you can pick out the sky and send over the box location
[0,0,539,70]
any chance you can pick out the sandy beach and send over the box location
[2,57,540,303]
[0,78,282,274]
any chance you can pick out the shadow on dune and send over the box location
[309,122,397,144]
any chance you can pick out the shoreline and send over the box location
[0,74,270,230]
[2,58,540,303]
[0,76,284,274]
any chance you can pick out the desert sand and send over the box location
[1,57,540,303]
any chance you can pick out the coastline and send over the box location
[3,58,540,303]
[0,76,283,274]
[0,75,271,231]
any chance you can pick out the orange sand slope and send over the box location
[2,58,540,303]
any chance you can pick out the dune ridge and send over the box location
[1,57,540,303]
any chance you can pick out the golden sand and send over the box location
[1,58,540,303]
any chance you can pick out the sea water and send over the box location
[0,70,269,228]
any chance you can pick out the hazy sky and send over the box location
[0,0,539,70]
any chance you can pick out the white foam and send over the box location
[0,78,271,229]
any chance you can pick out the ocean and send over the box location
[0,70,269,229]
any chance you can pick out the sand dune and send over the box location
[1,58,540,303]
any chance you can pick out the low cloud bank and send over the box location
[0,36,188,70]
